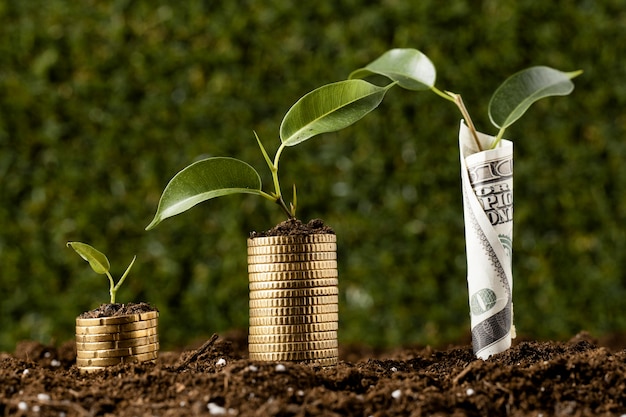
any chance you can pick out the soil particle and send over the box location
[250,218,335,238]
[2,331,626,416]
[78,301,157,319]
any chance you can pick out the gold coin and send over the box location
[249,313,338,327]
[249,270,337,282]
[247,234,336,247]
[76,342,160,359]
[248,348,338,361]
[249,304,338,318]
[247,252,337,265]
[248,322,338,335]
[247,243,337,255]
[248,260,337,273]
[248,339,338,353]
[75,327,158,342]
[76,351,158,368]
[75,311,159,327]
[249,287,338,300]
[248,331,337,344]
[249,295,338,308]
[75,318,158,335]
[249,278,338,291]
[76,335,159,351]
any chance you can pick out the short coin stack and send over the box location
[248,234,339,366]
[75,311,159,372]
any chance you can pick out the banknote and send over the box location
[459,121,516,359]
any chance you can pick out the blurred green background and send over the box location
[1,0,625,352]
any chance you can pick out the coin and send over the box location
[249,287,338,300]
[247,243,337,255]
[249,278,338,291]
[248,348,338,361]
[75,327,159,343]
[248,270,337,282]
[76,351,158,368]
[248,322,339,334]
[248,260,337,273]
[249,304,338,318]
[247,252,337,265]
[247,234,336,247]
[249,295,339,308]
[248,331,337,344]
[76,342,160,359]
[76,335,159,351]
[248,339,338,353]
[249,313,338,327]
[75,318,158,335]
[75,311,159,327]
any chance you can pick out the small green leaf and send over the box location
[349,48,436,91]
[146,157,263,230]
[488,66,581,129]
[280,80,392,147]
[67,242,110,275]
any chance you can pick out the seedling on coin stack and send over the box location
[146,78,399,365]
[67,242,159,372]
[350,48,581,359]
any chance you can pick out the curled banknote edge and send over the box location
[459,120,516,359]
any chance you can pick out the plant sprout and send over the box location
[67,242,136,304]
[146,79,396,229]
[350,48,583,150]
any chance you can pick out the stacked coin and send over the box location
[75,311,159,372]
[248,234,338,366]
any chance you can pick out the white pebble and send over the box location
[248,365,258,372]
[390,367,398,372]
[22,369,30,376]
[32,405,41,413]
[215,358,226,367]
[51,359,61,367]
[37,393,51,402]
[391,389,402,399]
[207,403,227,415]
[44,352,51,358]
[275,364,286,372]
[296,390,304,396]
[17,402,28,411]
[466,388,475,396]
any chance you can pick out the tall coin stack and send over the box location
[75,311,159,372]
[247,234,339,366]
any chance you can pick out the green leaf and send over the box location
[349,48,436,91]
[146,157,263,230]
[279,79,392,147]
[488,66,582,129]
[67,242,110,275]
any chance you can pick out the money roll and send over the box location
[247,234,338,366]
[459,121,515,359]
[75,310,159,372]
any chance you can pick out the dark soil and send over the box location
[2,331,626,416]
[77,302,158,319]
[250,218,335,237]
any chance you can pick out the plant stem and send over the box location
[106,271,116,304]
[255,133,295,219]
[445,91,483,152]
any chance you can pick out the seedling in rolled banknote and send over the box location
[351,48,580,359]
[67,242,136,304]
[349,48,582,149]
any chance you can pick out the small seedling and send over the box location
[67,242,136,304]
[146,79,397,229]
[350,48,582,149]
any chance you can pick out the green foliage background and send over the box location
[1,0,624,351]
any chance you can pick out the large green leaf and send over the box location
[349,48,436,91]
[488,66,581,129]
[146,157,262,230]
[279,79,392,147]
[67,242,110,275]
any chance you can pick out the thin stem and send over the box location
[445,91,483,152]
[490,127,507,150]
[256,134,295,219]
[106,271,116,304]
[431,86,456,103]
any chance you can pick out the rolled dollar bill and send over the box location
[459,120,515,359]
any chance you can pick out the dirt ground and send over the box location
[1,330,625,416]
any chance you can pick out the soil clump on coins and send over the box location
[250,218,335,237]
[78,302,157,319]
